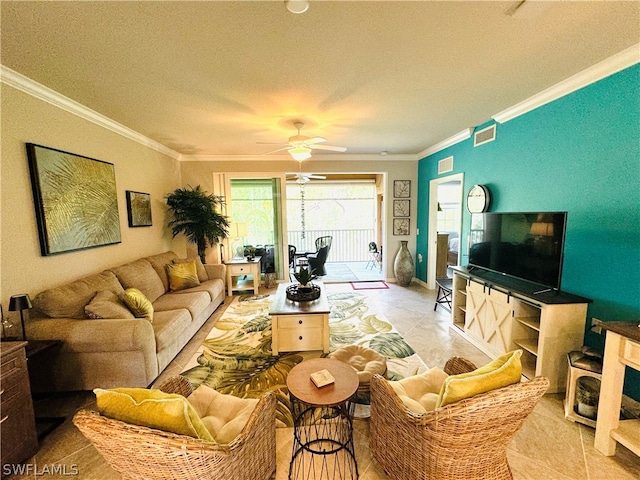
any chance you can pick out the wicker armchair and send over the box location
[370,357,549,480]
[73,376,276,480]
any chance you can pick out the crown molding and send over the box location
[179,153,418,162]
[0,65,180,159]
[492,43,640,124]
[418,128,473,159]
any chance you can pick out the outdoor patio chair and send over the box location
[306,236,333,276]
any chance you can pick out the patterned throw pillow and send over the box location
[85,290,135,319]
[166,261,200,292]
[120,288,154,322]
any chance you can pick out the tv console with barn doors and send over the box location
[450,266,592,393]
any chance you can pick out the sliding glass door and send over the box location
[226,177,286,280]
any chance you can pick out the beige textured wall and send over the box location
[1,86,183,310]
[180,158,418,280]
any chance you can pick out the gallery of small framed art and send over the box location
[26,143,122,256]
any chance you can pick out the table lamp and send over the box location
[9,293,33,341]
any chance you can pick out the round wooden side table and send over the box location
[286,357,359,480]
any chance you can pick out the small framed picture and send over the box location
[394,180,411,198]
[126,191,152,227]
[393,218,410,236]
[393,199,410,217]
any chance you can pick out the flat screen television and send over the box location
[468,212,567,291]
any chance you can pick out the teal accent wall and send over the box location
[417,64,640,400]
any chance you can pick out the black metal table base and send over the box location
[289,400,358,480]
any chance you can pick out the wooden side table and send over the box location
[594,321,640,457]
[287,358,359,480]
[224,256,262,296]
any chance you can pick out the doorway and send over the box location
[221,175,289,281]
[427,173,464,289]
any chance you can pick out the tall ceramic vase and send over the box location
[394,240,414,286]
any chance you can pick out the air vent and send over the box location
[474,125,497,147]
[438,156,453,174]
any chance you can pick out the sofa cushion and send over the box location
[437,349,523,408]
[389,367,448,414]
[110,259,165,303]
[174,257,208,283]
[153,291,211,319]
[166,261,200,292]
[33,271,124,319]
[94,387,214,441]
[121,288,154,322]
[145,251,180,292]
[85,290,135,319]
[187,385,258,444]
[172,279,224,303]
[153,309,192,352]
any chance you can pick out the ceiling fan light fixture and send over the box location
[285,1,309,14]
[289,146,312,161]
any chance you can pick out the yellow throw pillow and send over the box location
[166,261,200,292]
[94,387,214,441]
[121,288,154,322]
[174,257,208,283]
[436,349,523,408]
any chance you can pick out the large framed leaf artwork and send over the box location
[26,143,122,256]
[126,190,152,227]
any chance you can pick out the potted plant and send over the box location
[245,246,257,261]
[166,185,229,263]
[293,266,317,292]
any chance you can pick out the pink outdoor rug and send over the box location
[350,281,389,290]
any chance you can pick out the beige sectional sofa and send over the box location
[27,251,226,392]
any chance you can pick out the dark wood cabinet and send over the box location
[1,341,38,476]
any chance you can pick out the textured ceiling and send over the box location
[2,1,638,159]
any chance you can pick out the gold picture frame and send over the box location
[126,190,152,227]
[27,143,121,256]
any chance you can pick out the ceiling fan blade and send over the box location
[306,175,326,179]
[309,144,347,152]
[261,146,291,155]
[306,137,327,144]
[256,141,289,145]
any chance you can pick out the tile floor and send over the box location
[13,282,640,479]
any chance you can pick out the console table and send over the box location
[450,266,592,393]
[287,358,359,480]
[224,257,262,296]
[594,321,640,457]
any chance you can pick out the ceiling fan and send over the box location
[260,121,346,161]
[287,172,327,184]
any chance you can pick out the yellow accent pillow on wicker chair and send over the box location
[74,376,277,480]
[370,356,549,480]
[436,349,523,408]
[94,387,213,441]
